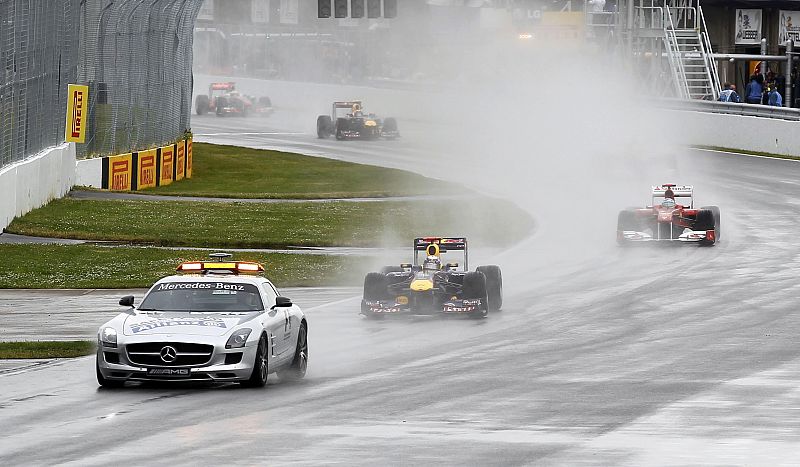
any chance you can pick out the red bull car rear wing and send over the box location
[414,237,468,270]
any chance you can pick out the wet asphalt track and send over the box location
[2,80,800,465]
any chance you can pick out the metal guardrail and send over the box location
[659,98,800,121]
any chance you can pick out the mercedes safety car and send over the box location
[617,184,720,245]
[95,253,307,388]
[195,82,273,117]
[316,101,399,140]
[361,237,502,319]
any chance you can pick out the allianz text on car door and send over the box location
[260,280,293,362]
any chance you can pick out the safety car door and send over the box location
[260,280,293,361]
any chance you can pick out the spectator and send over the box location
[767,86,783,106]
[744,74,763,104]
[718,82,741,103]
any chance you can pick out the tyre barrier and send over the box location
[77,137,192,191]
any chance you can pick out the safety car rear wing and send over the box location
[413,237,468,270]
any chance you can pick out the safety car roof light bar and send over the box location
[176,260,265,275]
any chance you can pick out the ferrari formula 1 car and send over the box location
[361,237,502,319]
[316,101,399,140]
[195,82,273,117]
[617,184,720,245]
[95,253,307,388]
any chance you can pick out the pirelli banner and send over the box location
[65,84,88,143]
[101,137,192,191]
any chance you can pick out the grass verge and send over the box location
[6,197,533,249]
[136,143,458,199]
[0,341,95,359]
[694,145,800,161]
[0,244,369,288]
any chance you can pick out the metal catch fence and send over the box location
[0,0,202,169]
[0,0,80,167]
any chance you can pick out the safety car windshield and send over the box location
[138,282,264,312]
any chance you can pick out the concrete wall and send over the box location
[674,110,800,156]
[0,143,76,231]
[76,157,103,188]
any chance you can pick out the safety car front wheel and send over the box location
[277,323,308,382]
[241,336,268,388]
[96,353,124,388]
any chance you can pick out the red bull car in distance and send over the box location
[361,237,502,319]
[617,184,720,245]
[95,253,307,388]
[316,101,399,140]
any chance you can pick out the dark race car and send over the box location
[195,82,273,117]
[316,101,399,140]
[361,237,502,319]
[617,184,720,246]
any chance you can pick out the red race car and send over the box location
[195,82,272,117]
[617,184,720,245]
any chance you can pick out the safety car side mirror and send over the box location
[271,296,292,308]
[119,295,134,307]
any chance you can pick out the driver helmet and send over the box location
[661,198,676,209]
[422,255,441,272]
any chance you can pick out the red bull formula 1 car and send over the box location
[361,237,502,319]
[316,101,398,140]
[617,184,720,245]
[195,82,273,117]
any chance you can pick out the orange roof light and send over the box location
[176,261,265,274]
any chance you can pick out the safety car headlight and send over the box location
[225,328,252,349]
[100,327,117,348]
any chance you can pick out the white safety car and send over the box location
[95,253,308,388]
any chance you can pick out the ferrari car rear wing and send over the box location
[652,184,693,198]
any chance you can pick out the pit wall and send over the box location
[0,143,76,231]
[76,137,193,190]
[673,111,800,157]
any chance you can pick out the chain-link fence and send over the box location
[79,0,203,157]
[0,0,81,168]
[0,0,202,169]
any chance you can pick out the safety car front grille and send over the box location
[126,342,214,367]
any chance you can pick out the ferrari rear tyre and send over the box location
[277,323,307,382]
[476,265,503,311]
[700,205,721,240]
[241,336,268,388]
[259,96,272,107]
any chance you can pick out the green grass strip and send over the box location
[6,197,533,249]
[0,244,369,289]
[0,341,95,359]
[137,143,457,199]
[694,145,800,161]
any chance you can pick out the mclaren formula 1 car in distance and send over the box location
[316,101,399,140]
[617,184,720,245]
[361,237,502,319]
[195,82,273,117]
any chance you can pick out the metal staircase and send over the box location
[590,1,721,101]
[662,2,720,100]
